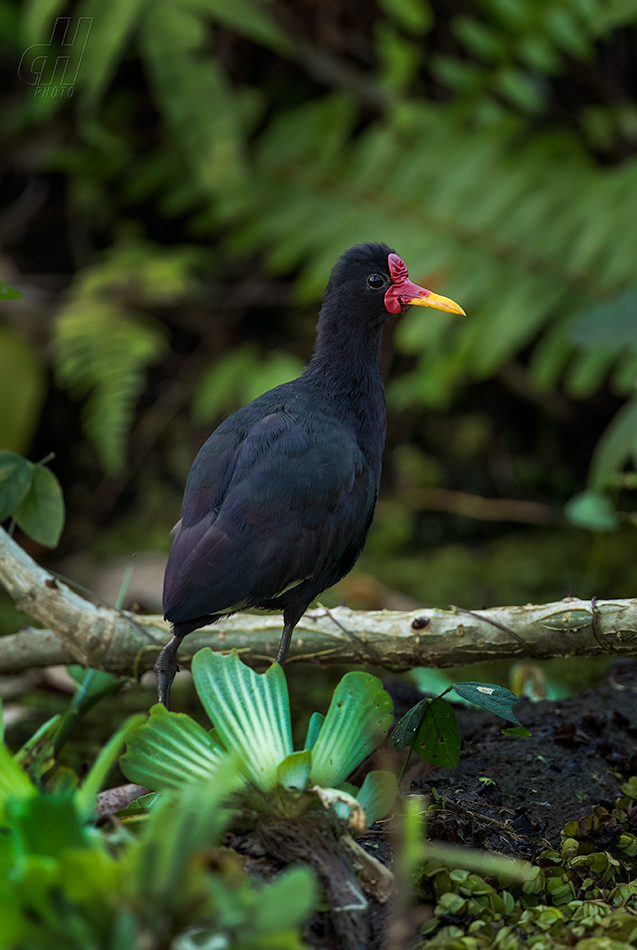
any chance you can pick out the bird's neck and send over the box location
[303,317,387,445]
[307,314,384,390]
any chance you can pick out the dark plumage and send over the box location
[157,242,464,705]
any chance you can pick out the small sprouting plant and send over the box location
[0,450,65,548]
[389,680,531,781]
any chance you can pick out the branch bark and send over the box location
[1,525,636,675]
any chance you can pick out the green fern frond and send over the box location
[55,300,166,473]
[51,238,200,472]
[192,346,304,425]
[230,91,637,406]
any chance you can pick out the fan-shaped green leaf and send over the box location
[191,649,292,792]
[120,704,228,793]
[277,751,311,791]
[356,770,398,825]
[309,672,393,788]
[304,712,324,751]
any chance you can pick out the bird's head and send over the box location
[325,242,465,323]
[383,251,465,316]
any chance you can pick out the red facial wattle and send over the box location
[384,252,465,316]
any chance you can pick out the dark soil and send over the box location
[299,659,637,948]
[407,658,637,853]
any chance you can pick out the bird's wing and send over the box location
[163,407,377,623]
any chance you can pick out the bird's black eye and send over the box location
[367,274,385,289]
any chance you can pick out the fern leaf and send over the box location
[55,301,166,473]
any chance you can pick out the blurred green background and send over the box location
[2,0,637,641]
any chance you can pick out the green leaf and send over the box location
[502,726,532,737]
[277,750,311,791]
[388,696,429,750]
[572,289,637,347]
[140,1,250,208]
[8,794,91,857]
[453,16,505,60]
[55,299,167,473]
[191,649,292,792]
[67,666,120,697]
[120,704,228,793]
[192,347,304,425]
[495,66,545,112]
[304,712,324,751]
[565,489,619,531]
[191,346,259,423]
[194,0,290,52]
[0,279,23,300]
[12,463,65,547]
[356,770,398,825]
[410,667,477,703]
[133,765,243,903]
[378,0,432,34]
[0,450,33,521]
[243,351,304,404]
[589,395,637,484]
[411,697,461,767]
[75,714,146,822]
[13,714,60,782]
[74,0,148,110]
[250,865,316,933]
[452,682,523,727]
[0,744,36,821]
[309,672,394,788]
[115,791,158,817]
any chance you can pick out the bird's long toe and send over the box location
[155,635,182,709]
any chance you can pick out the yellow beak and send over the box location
[407,290,466,315]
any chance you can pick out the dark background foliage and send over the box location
[2,0,637,635]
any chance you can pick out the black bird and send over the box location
[157,243,464,706]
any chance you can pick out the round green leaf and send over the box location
[13,464,65,547]
[0,450,33,521]
[565,489,618,531]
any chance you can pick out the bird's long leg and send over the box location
[155,634,184,708]
[275,620,296,666]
